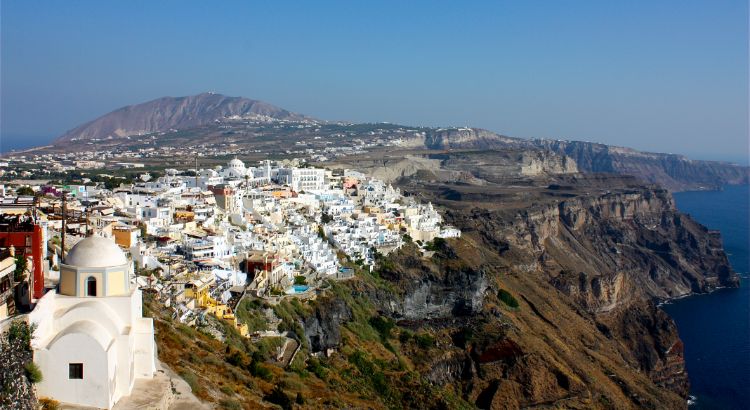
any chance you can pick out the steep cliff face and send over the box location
[531,140,749,191]
[298,183,737,409]
[521,151,578,175]
[413,127,749,191]
[488,188,739,304]
[423,128,522,150]
[328,149,579,186]
[440,186,737,403]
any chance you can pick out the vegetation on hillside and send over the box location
[0,321,38,409]
[145,241,476,409]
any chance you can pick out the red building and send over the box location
[241,251,279,282]
[0,215,45,301]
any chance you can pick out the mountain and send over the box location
[55,93,315,142]
[51,93,748,191]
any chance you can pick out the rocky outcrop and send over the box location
[392,266,488,319]
[302,295,352,353]
[520,151,578,175]
[423,128,523,150]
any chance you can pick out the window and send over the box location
[69,363,83,379]
[86,276,97,296]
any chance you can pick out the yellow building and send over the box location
[112,226,139,249]
[184,279,248,337]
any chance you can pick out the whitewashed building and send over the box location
[29,236,157,409]
[276,167,326,192]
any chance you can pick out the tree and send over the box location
[320,212,333,224]
[15,186,34,196]
[14,255,27,282]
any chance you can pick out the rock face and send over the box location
[520,151,578,176]
[302,294,352,353]
[491,188,739,303]
[56,93,313,142]
[329,149,578,186]
[411,127,749,191]
[300,180,737,409]
[534,140,750,191]
[442,186,736,405]
[422,128,523,150]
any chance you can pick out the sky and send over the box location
[1,1,748,162]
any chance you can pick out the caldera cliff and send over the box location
[294,178,737,409]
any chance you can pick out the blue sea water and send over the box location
[664,185,750,410]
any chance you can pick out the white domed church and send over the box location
[29,236,157,409]
[222,157,249,179]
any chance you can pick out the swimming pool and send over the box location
[285,285,310,294]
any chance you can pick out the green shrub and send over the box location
[7,320,34,350]
[347,350,397,400]
[219,399,241,410]
[296,392,305,405]
[307,357,328,380]
[249,361,273,381]
[294,275,307,285]
[25,361,43,383]
[225,348,247,367]
[414,333,435,349]
[498,289,519,308]
[424,237,447,252]
[265,385,292,410]
[179,371,202,395]
[13,255,27,281]
[369,315,395,341]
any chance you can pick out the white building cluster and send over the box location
[0,156,461,409]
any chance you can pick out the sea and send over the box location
[0,135,54,154]
[663,184,750,410]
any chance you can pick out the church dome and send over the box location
[65,236,128,268]
[228,158,245,169]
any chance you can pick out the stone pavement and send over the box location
[58,361,211,410]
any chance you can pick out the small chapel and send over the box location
[29,235,156,409]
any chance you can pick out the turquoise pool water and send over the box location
[286,285,310,294]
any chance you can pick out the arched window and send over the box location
[86,276,97,297]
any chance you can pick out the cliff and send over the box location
[141,175,738,408]
[407,127,749,191]
[328,149,578,186]
[294,182,737,409]
[534,140,750,191]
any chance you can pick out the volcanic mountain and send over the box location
[55,92,314,142]
[50,92,748,191]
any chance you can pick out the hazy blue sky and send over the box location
[1,1,748,162]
